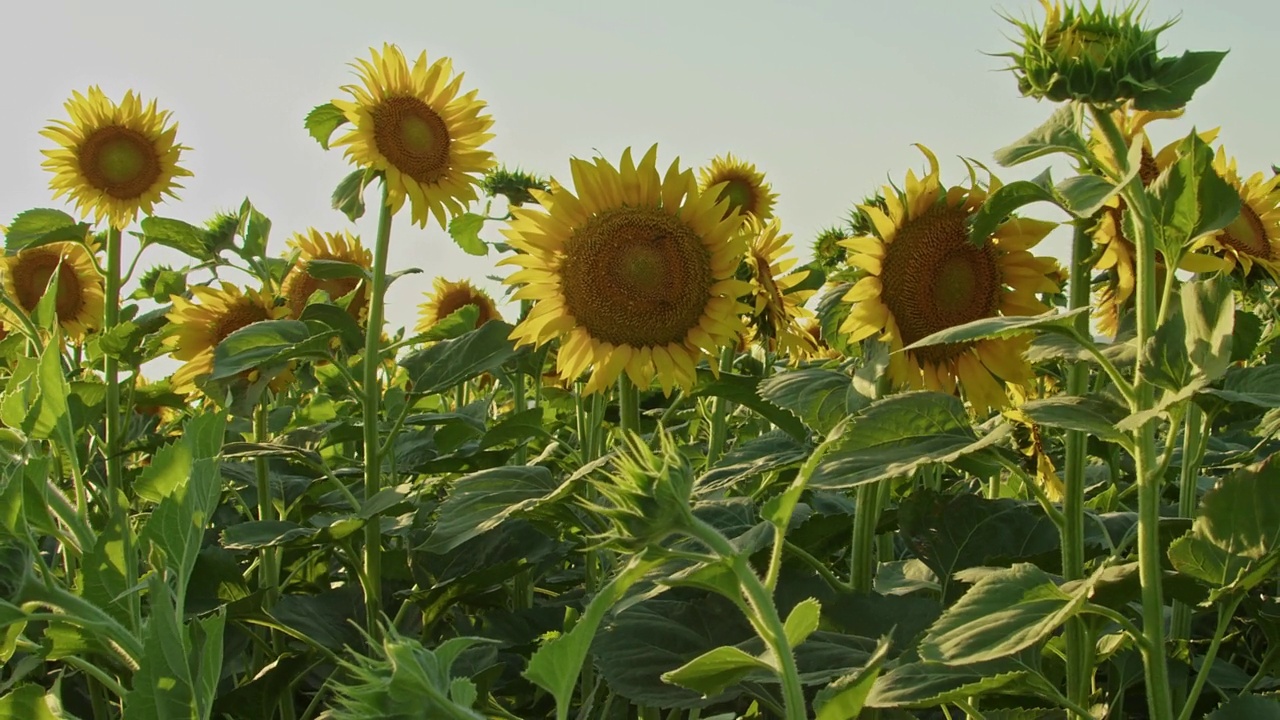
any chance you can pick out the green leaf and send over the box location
[1134,51,1229,112]
[304,102,348,149]
[140,216,213,259]
[904,308,1088,351]
[135,439,195,503]
[690,372,809,442]
[759,368,861,435]
[135,265,187,302]
[142,414,226,589]
[1202,365,1280,409]
[4,208,89,252]
[303,258,372,281]
[448,213,488,256]
[782,597,821,648]
[400,321,518,396]
[1,339,73,446]
[300,304,364,354]
[814,635,891,720]
[479,407,552,449]
[660,645,773,697]
[1147,130,1241,257]
[1205,694,1280,719]
[920,563,1085,664]
[967,166,1129,245]
[423,466,563,554]
[1230,309,1264,364]
[809,392,1012,491]
[331,168,370,222]
[237,199,272,260]
[268,587,363,651]
[220,521,318,550]
[419,304,481,342]
[211,319,328,380]
[699,431,809,494]
[993,104,1088,167]
[0,684,62,720]
[79,514,131,625]
[866,658,1039,708]
[1018,395,1132,449]
[1181,275,1234,383]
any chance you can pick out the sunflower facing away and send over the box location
[331,44,496,229]
[1188,147,1280,282]
[698,153,778,222]
[415,277,502,334]
[165,283,289,396]
[501,145,752,395]
[839,145,1061,414]
[280,229,373,320]
[42,87,190,230]
[0,240,104,340]
[740,217,818,358]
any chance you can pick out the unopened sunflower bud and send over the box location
[586,430,696,552]
[481,166,550,207]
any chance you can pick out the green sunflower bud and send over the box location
[586,430,696,553]
[481,166,550,207]
[1000,1,1225,110]
[812,225,851,271]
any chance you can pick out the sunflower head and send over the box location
[812,225,851,271]
[415,277,502,334]
[0,240,104,340]
[501,145,751,395]
[331,44,496,229]
[280,229,373,321]
[838,145,1060,414]
[41,87,191,230]
[164,282,290,397]
[740,217,819,358]
[1188,147,1280,283]
[698,153,777,223]
[587,430,696,553]
[481,166,550,208]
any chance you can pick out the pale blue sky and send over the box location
[1,0,1275,338]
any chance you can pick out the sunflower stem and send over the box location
[617,375,641,436]
[360,185,394,638]
[1063,223,1094,717]
[705,346,736,466]
[1170,404,1207,706]
[254,401,280,600]
[849,480,884,594]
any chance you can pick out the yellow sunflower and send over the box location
[415,277,502,333]
[698,153,777,222]
[501,145,752,395]
[839,145,1061,414]
[740,217,818,357]
[165,283,289,396]
[798,317,843,361]
[1188,147,1280,281]
[41,87,190,230]
[0,240,104,340]
[331,44,496,229]
[280,229,373,320]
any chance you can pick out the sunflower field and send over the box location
[2,2,1279,719]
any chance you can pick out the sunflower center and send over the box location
[372,96,452,184]
[1219,204,1272,259]
[717,178,756,216]
[211,302,272,344]
[79,126,161,199]
[560,207,713,348]
[880,206,1002,364]
[1138,148,1160,186]
[15,252,86,322]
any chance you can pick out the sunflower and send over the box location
[501,145,751,395]
[0,240,104,340]
[415,277,502,333]
[331,44,496,229]
[165,283,289,396]
[41,87,190,230]
[280,229,373,320]
[1188,147,1280,282]
[839,145,1060,414]
[740,217,818,357]
[698,153,777,222]
[798,317,843,361]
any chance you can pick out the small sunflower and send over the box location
[415,277,502,334]
[501,145,752,395]
[698,153,777,222]
[331,44,496,229]
[165,283,289,396]
[0,240,104,340]
[839,145,1060,414]
[280,229,373,320]
[1188,147,1280,282]
[740,217,818,358]
[41,87,190,230]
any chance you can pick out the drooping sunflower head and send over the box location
[331,44,496,229]
[481,166,550,208]
[280,229,373,321]
[0,240,104,340]
[164,282,289,396]
[739,217,818,358]
[838,145,1060,414]
[415,277,502,334]
[698,153,777,223]
[41,87,191,230]
[811,225,851,272]
[1188,147,1280,283]
[501,145,752,395]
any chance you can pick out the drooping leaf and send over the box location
[0,684,63,720]
[304,102,348,149]
[759,368,861,435]
[993,104,1088,168]
[4,208,89,252]
[331,168,370,222]
[1147,130,1241,257]
[448,213,488,256]
[904,308,1088,351]
[140,216,214,259]
[1018,395,1132,448]
[814,635,891,720]
[660,645,773,697]
[1181,275,1234,383]
[866,658,1041,708]
[423,465,563,554]
[211,319,329,380]
[400,321,518,397]
[1133,51,1228,112]
[698,431,809,494]
[690,372,809,441]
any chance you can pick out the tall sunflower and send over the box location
[0,240,104,340]
[280,229,373,320]
[415,277,502,334]
[740,217,818,358]
[165,283,289,396]
[331,44,496,229]
[41,87,190,230]
[698,153,777,222]
[839,145,1060,414]
[1189,147,1280,282]
[501,145,752,395]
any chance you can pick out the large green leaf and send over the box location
[1018,395,1132,448]
[1201,365,1280,409]
[698,431,809,494]
[79,513,130,626]
[759,368,861,435]
[423,466,563,554]
[809,392,1012,491]
[140,216,214,259]
[660,645,773,697]
[0,684,63,720]
[1134,51,1228,112]
[813,635,891,720]
[1,339,74,445]
[866,658,1042,708]
[1147,131,1241,257]
[1205,694,1280,719]
[304,102,348,149]
[400,321,518,396]
[903,308,1088,352]
[992,104,1088,168]
[4,208,90,252]
[448,212,488,256]
[124,576,225,720]
[211,319,330,380]
[1181,275,1234,383]
[690,372,809,441]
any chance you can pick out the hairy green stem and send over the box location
[850,480,884,593]
[1176,595,1242,720]
[1063,224,1093,715]
[618,374,641,435]
[705,346,736,465]
[361,185,394,636]
[1170,405,1207,706]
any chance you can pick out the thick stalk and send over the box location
[361,186,394,635]
[1170,405,1206,704]
[617,375,641,435]
[512,370,528,465]
[849,481,884,593]
[705,346,736,465]
[254,402,280,598]
[1176,595,1243,720]
[103,225,139,633]
[1063,224,1093,714]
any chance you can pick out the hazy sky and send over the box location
[1,0,1275,341]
